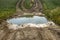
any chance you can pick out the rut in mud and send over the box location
[14,0,43,16]
[0,26,60,40]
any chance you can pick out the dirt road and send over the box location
[0,26,60,40]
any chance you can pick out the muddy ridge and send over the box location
[0,26,60,40]
[16,0,43,13]
[13,0,43,17]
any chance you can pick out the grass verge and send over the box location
[41,0,60,25]
[0,0,18,19]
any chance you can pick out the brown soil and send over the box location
[0,26,60,40]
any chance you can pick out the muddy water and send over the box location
[7,16,48,25]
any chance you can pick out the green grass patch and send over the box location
[20,15,34,17]
[24,0,34,9]
[41,0,60,25]
[0,0,18,19]
[0,0,18,8]
[0,9,15,19]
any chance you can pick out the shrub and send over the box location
[44,7,60,25]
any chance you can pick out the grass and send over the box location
[41,0,60,25]
[24,0,34,9]
[0,0,18,19]
[24,0,31,9]
[20,15,34,17]
[0,9,15,19]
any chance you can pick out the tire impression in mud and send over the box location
[19,0,43,13]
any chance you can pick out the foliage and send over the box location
[0,9,15,19]
[0,0,18,19]
[42,0,60,25]
[24,0,34,9]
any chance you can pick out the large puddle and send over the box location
[7,16,48,25]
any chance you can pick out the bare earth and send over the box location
[0,25,60,40]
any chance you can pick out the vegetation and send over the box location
[20,0,34,9]
[42,0,60,25]
[24,0,33,9]
[0,0,18,19]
